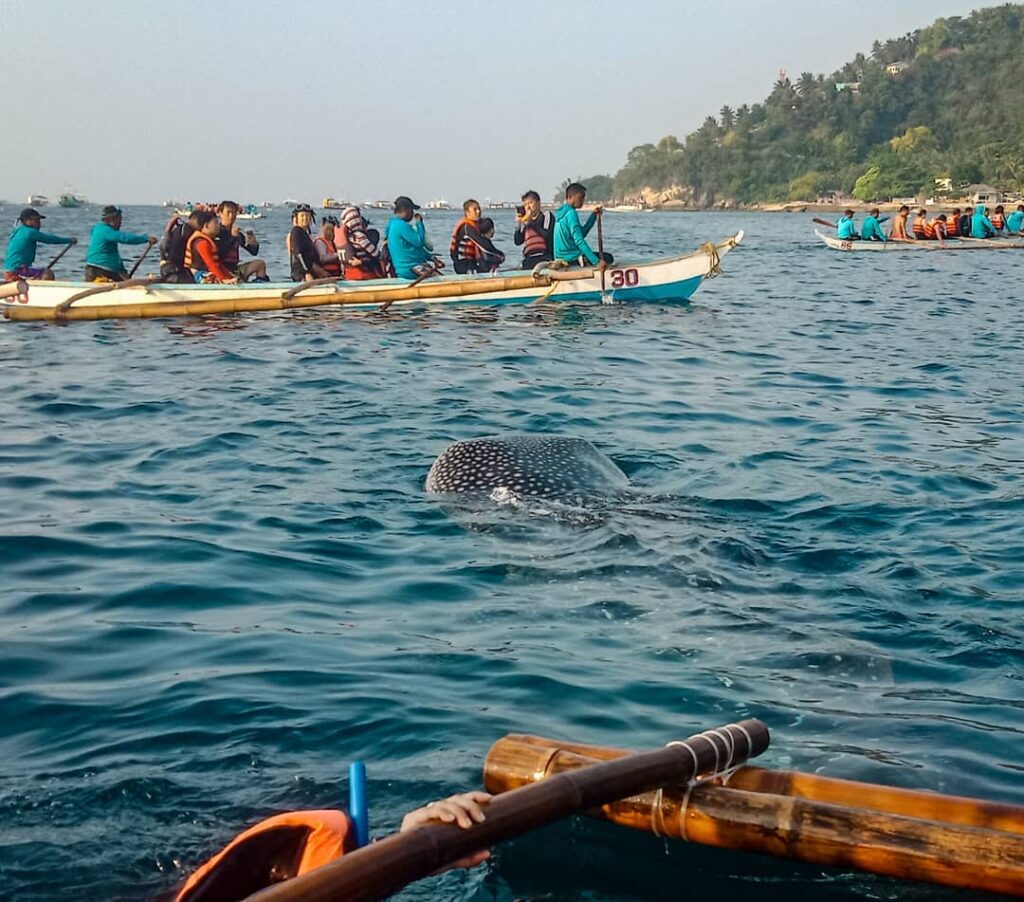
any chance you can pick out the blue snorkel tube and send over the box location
[348,761,369,848]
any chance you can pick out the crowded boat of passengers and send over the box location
[835,203,1024,244]
[2,183,614,286]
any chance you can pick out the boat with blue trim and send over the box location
[3,232,743,322]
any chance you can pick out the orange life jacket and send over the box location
[183,232,232,281]
[992,212,1005,230]
[450,218,482,262]
[313,235,342,277]
[912,216,928,239]
[170,810,353,902]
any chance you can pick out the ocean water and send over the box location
[1,207,1021,901]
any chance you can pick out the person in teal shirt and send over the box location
[3,208,76,280]
[970,204,996,239]
[552,183,612,267]
[384,196,438,279]
[85,205,155,281]
[1006,204,1024,235]
[836,210,860,240]
[860,208,887,242]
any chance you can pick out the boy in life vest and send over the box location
[450,199,495,275]
[477,218,506,272]
[157,791,492,901]
[513,190,555,269]
[911,209,929,239]
[215,201,268,282]
[991,205,1006,234]
[184,211,238,283]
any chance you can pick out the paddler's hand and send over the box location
[401,791,493,870]
[69,237,78,246]
[597,258,609,272]
[593,205,604,217]
[147,236,157,245]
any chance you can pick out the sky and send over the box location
[2,0,992,205]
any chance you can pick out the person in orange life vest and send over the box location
[514,189,555,269]
[313,216,343,278]
[450,199,495,274]
[991,205,1006,234]
[911,209,929,239]
[925,213,948,247]
[888,205,911,240]
[477,218,505,272]
[184,211,238,283]
[337,204,383,280]
[944,209,960,240]
[215,201,268,282]
[157,792,493,901]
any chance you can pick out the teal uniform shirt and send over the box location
[970,204,996,239]
[385,216,432,279]
[552,203,599,265]
[4,224,72,271]
[1005,210,1024,233]
[86,222,149,272]
[836,216,858,240]
[860,216,886,241]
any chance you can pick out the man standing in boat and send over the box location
[552,182,611,267]
[2,207,76,281]
[84,205,156,282]
[514,190,555,269]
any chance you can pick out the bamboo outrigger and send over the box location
[2,233,742,323]
[483,732,1024,898]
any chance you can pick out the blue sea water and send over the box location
[0,207,1022,901]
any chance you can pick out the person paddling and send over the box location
[85,205,156,282]
[860,208,886,242]
[553,182,612,267]
[385,196,440,279]
[3,207,76,281]
[513,190,554,269]
[835,209,860,241]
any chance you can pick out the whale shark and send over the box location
[425,435,629,500]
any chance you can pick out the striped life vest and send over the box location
[313,234,342,277]
[912,216,928,239]
[520,212,553,260]
[991,212,1005,230]
[450,218,482,263]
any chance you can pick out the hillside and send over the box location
[589,4,1024,207]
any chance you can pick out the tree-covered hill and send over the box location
[597,4,1024,206]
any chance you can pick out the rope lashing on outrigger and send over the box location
[701,240,723,277]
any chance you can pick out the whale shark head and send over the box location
[425,435,629,500]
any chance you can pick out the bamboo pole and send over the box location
[6,271,591,324]
[247,720,769,902]
[0,280,28,301]
[484,734,1024,898]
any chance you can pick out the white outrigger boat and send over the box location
[816,229,1024,251]
[2,232,742,323]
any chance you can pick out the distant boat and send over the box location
[815,229,1024,250]
[363,200,392,210]
[606,202,646,212]
[27,194,48,206]
[58,193,86,208]
[322,197,347,210]
[236,204,264,221]
[283,198,299,207]
[426,199,452,210]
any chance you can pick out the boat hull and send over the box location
[816,229,1024,250]
[4,232,743,318]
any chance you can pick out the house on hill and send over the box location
[886,61,908,75]
[967,184,1002,205]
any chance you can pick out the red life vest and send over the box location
[167,810,353,902]
[520,212,553,259]
[183,232,231,280]
[992,212,1005,230]
[313,234,342,277]
[450,218,482,263]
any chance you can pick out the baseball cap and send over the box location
[393,196,420,213]
[101,205,123,219]
[18,207,44,222]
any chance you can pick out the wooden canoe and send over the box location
[816,228,1024,251]
[3,232,743,323]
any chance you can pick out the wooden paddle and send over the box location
[248,720,769,901]
[128,241,156,278]
[45,241,75,272]
[812,217,837,229]
[596,208,607,295]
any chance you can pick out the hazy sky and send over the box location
[3,0,988,204]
